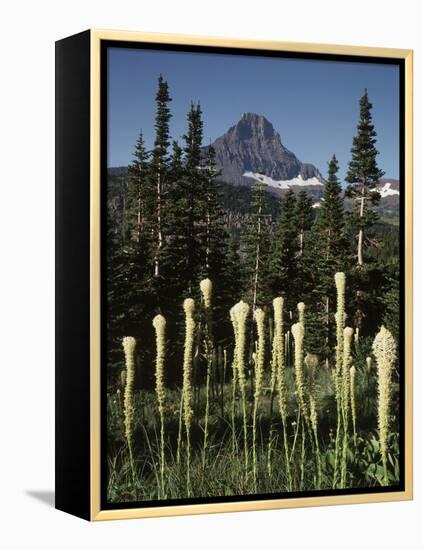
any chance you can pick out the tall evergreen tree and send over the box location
[345,89,384,266]
[126,131,151,247]
[182,102,206,295]
[161,140,185,298]
[202,145,240,340]
[162,103,206,300]
[150,75,172,279]
[269,189,298,311]
[295,190,313,257]
[169,140,183,182]
[305,155,348,357]
[107,131,157,374]
[202,145,226,278]
[345,90,384,332]
[241,172,271,310]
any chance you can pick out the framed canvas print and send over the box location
[55,29,413,521]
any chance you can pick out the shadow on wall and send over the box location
[26,490,55,508]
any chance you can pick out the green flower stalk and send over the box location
[200,278,213,468]
[333,271,346,489]
[340,326,353,488]
[285,330,290,365]
[292,321,311,482]
[252,308,265,489]
[267,301,280,477]
[230,306,239,453]
[354,327,360,345]
[231,300,250,475]
[350,365,357,448]
[122,336,137,485]
[153,314,166,496]
[176,390,183,466]
[120,369,126,390]
[342,328,354,417]
[272,297,291,488]
[373,326,396,485]
[300,417,306,490]
[182,298,195,495]
[116,388,123,425]
[305,353,322,488]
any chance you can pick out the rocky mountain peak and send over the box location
[235,112,280,141]
[208,113,323,191]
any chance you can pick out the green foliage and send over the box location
[304,156,349,358]
[106,353,400,501]
[345,89,385,187]
[240,173,272,307]
[295,189,313,256]
[345,89,384,267]
[126,132,151,246]
[150,74,173,285]
[269,189,299,311]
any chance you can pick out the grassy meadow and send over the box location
[106,275,400,503]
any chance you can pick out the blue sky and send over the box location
[107,47,400,180]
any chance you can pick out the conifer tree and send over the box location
[203,145,223,276]
[269,189,298,311]
[150,75,172,279]
[106,205,151,374]
[382,270,400,342]
[169,140,183,183]
[241,171,271,310]
[182,102,206,295]
[202,146,235,294]
[345,90,384,332]
[161,140,186,302]
[295,190,313,257]
[202,145,240,336]
[305,155,348,357]
[126,131,150,247]
[345,89,384,267]
[162,103,206,301]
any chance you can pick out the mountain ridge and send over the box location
[206,112,324,191]
[107,114,399,212]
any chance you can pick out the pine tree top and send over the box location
[295,189,313,230]
[345,89,385,187]
[127,131,150,185]
[315,154,345,231]
[183,102,203,169]
[152,75,172,164]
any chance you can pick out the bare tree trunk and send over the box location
[356,180,366,332]
[252,205,262,312]
[325,295,330,349]
[206,188,211,272]
[357,180,365,266]
[136,186,142,245]
[325,296,329,327]
[299,229,304,256]
[155,167,162,278]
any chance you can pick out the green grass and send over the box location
[107,363,400,503]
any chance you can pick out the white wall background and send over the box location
[0,0,420,547]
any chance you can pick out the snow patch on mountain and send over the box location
[243,171,324,190]
[377,181,400,198]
